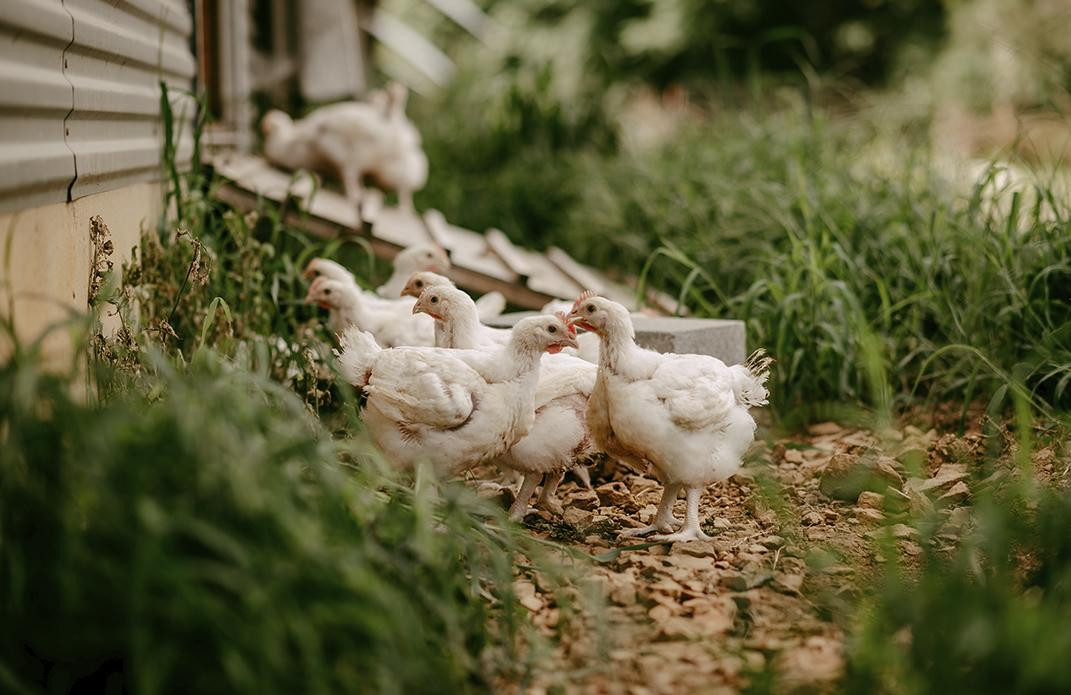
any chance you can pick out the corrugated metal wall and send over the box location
[0,0,77,213]
[0,0,195,214]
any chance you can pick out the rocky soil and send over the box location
[474,417,1067,693]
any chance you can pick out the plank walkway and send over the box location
[210,153,678,312]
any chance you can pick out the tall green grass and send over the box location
[560,110,1070,420]
[845,396,1071,693]
[417,94,1070,421]
[0,336,581,693]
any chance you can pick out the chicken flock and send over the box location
[269,86,770,540]
[303,246,770,541]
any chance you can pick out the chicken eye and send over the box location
[587,304,595,312]
[415,280,424,288]
[430,296,439,304]
[548,325,557,334]
[324,288,332,296]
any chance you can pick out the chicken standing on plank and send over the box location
[262,83,427,210]
[304,276,435,347]
[412,286,598,518]
[567,292,771,542]
[336,314,578,473]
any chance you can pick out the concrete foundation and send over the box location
[0,182,162,370]
[485,312,748,365]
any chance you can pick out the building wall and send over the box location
[0,0,194,368]
[0,183,163,370]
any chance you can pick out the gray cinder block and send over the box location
[485,313,748,365]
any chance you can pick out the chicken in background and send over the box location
[376,244,450,297]
[336,314,577,473]
[411,286,598,518]
[396,267,508,322]
[304,276,434,347]
[402,273,509,349]
[303,245,504,321]
[568,292,771,542]
[261,83,428,211]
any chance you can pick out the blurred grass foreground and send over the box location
[3,0,1071,692]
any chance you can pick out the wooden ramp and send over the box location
[210,153,677,312]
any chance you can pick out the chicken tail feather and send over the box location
[734,349,773,408]
[335,327,381,387]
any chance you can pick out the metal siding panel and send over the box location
[0,0,76,213]
[65,0,195,199]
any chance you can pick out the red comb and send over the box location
[572,289,597,311]
[555,311,576,336]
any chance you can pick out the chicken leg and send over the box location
[537,472,565,516]
[650,487,713,542]
[619,482,682,538]
[509,472,542,521]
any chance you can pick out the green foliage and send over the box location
[846,478,1071,693]
[574,0,946,88]
[0,342,563,693]
[413,58,616,246]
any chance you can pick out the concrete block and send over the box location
[485,312,748,365]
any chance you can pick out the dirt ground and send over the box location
[471,415,1066,694]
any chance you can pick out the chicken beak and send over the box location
[566,313,591,333]
[411,300,425,315]
[301,267,317,281]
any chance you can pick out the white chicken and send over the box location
[336,314,578,473]
[396,269,509,323]
[376,244,451,298]
[304,276,435,347]
[567,292,771,542]
[261,83,428,210]
[303,251,504,325]
[411,286,599,518]
[403,276,509,349]
[541,299,600,362]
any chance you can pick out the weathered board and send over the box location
[210,153,668,312]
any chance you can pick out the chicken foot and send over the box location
[537,472,565,515]
[650,487,713,542]
[619,482,682,538]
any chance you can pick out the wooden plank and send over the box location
[369,205,434,247]
[210,155,667,313]
[546,246,605,293]
[546,244,683,314]
[424,210,516,282]
[446,266,559,309]
[485,228,533,277]
[510,246,582,300]
[363,9,455,87]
